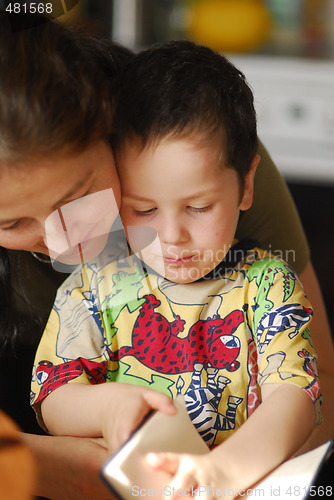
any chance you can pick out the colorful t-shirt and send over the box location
[31,241,321,448]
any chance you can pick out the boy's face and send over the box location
[118,138,257,283]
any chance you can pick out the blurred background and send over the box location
[2,0,333,330]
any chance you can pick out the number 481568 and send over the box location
[5,3,53,14]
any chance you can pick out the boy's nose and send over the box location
[159,216,188,245]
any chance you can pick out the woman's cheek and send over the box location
[119,206,133,226]
[0,231,39,251]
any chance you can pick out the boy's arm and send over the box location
[148,383,316,494]
[41,382,176,453]
[210,383,316,491]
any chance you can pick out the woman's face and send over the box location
[0,141,121,264]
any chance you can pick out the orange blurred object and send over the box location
[0,411,36,499]
[187,0,273,53]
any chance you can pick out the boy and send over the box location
[31,41,321,493]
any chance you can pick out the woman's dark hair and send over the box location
[0,11,133,164]
[0,248,18,353]
[0,12,133,353]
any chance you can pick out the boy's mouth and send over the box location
[163,255,195,265]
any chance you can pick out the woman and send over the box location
[0,12,333,500]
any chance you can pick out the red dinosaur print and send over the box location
[109,294,242,374]
[298,348,318,379]
[33,358,108,404]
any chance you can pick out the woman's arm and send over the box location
[237,140,334,451]
[297,261,334,453]
[22,433,114,500]
[41,382,176,452]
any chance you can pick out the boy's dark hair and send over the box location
[0,12,133,165]
[113,40,258,188]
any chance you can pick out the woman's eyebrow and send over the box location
[56,174,92,205]
[0,176,93,225]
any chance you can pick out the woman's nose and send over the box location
[43,210,73,254]
[30,221,48,249]
[43,207,101,255]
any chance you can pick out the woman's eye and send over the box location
[133,208,156,217]
[0,221,20,231]
[189,204,213,213]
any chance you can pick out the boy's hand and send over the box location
[146,451,233,499]
[101,384,176,452]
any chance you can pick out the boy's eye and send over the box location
[133,208,156,217]
[189,204,213,213]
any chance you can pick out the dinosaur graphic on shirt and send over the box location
[31,357,108,404]
[108,294,242,374]
[101,264,148,342]
[247,258,297,332]
[181,363,243,447]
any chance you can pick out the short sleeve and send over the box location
[246,256,322,425]
[30,267,109,430]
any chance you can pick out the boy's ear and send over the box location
[239,154,260,211]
